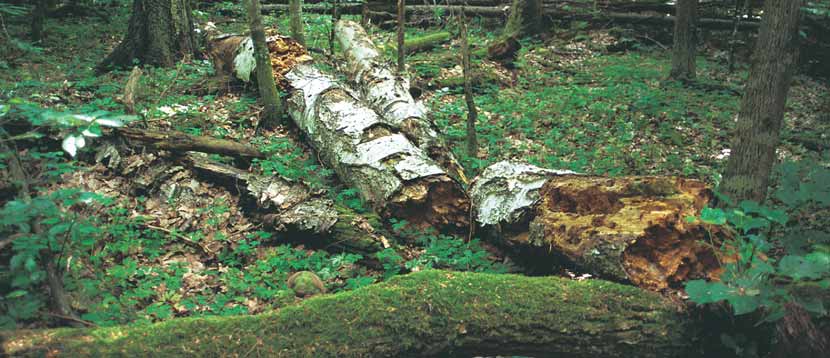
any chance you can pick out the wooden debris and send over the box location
[470,161,722,290]
[285,62,469,231]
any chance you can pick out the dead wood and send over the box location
[470,161,723,291]
[115,127,264,158]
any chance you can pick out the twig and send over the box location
[45,312,97,327]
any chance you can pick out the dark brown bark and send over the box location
[721,0,803,204]
[460,13,478,159]
[246,0,284,127]
[669,0,698,81]
[99,0,196,70]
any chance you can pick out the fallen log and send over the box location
[184,154,392,255]
[470,161,722,291]
[399,31,452,54]
[285,62,469,231]
[116,127,265,158]
[335,20,466,183]
[4,270,699,357]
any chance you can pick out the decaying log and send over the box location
[5,270,699,357]
[183,154,392,254]
[470,161,722,291]
[335,20,466,183]
[285,62,469,231]
[207,33,310,88]
[399,31,452,55]
[116,127,265,158]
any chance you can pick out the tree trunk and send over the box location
[285,62,469,231]
[503,0,543,37]
[246,0,284,127]
[289,0,305,46]
[669,0,698,81]
[469,161,722,291]
[334,20,467,183]
[98,0,194,70]
[721,0,803,204]
[396,0,405,75]
[459,13,478,159]
[31,0,47,42]
[4,271,699,357]
[99,0,195,70]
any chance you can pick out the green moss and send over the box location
[3,271,697,357]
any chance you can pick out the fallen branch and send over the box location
[115,127,265,158]
[3,270,698,357]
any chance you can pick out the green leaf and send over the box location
[5,290,28,298]
[727,294,762,315]
[778,255,827,280]
[685,280,731,304]
[700,207,726,225]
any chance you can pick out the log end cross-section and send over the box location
[531,176,721,290]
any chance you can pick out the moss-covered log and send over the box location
[184,154,391,254]
[398,31,452,54]
[285,62,468,231]
[335,20,466,183]
[471,161,722,290]
[3,270,699,357]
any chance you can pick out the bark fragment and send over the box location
[334,20,466,183]
[285,62,469,231]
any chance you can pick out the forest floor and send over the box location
[1,2,828,330]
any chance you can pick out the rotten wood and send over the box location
[470,161,722,291]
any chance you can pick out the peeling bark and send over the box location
[285,62,469,231]
[470,161,721,291]
[334,20,466,183]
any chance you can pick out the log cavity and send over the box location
[534,176,722,290]
[386,176,469,233]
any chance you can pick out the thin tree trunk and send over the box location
[289,0,305,46]
[246,0,283,127]
[31,0,47,42]
[669,0,698,81]
[460,12,478,159]
[329,0,339,54]
[721,0,803,204]
[396,0,405,75]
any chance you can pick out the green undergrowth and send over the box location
[3,270,691,357]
